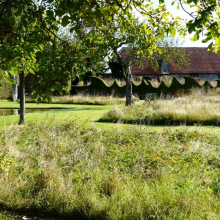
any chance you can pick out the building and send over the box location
[110,47,220,81]
[132,47,220,81]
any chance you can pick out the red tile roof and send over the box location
[121,47,220,75]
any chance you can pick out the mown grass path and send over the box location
[1,101,220,133]
[0,101,111,130]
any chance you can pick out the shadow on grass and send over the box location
[97,118,220,126]
[0,106,107,111]
[0,203,106,220]
[0,107,71,109]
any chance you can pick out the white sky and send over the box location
[136,0,209,47]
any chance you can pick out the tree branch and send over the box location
[124,0,132,11]
[117,42,127,48]
[179,0,195,19]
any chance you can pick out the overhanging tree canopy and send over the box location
[0,0,61,123]
[1,0,142,122]
[171,0,220,52]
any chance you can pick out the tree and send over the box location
[68,1,187,105]
[1,0,140,123]
[171,0,220,52]
[0,0,58,124]
[0,0,189,121]
[31,36,90,101]
[0,0,83,123]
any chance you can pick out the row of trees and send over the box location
[0,0,219,124]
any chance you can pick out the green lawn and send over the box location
[1,101,220,132]
[0,102,111,130]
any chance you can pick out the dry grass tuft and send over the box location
[100,88,220,125]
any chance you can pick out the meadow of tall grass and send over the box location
[25,94,134,106]
[1,118,220,219]
[100,88,220,125]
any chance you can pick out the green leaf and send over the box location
[10,68,15,75]
[29,69,35,74]
[190,33,199,41]
[65,88,70,95]
[213,44,218,53]
[159,0,164,3]
[216,37,220,46]
[162,12,168,21]
[35,51,44,57]
[39,44,44,51]
[31,93,37,99]
[62,15,70,27]
[5,77,15,84]
[15,7,22,16]
[202,36,212,43]
[207,42,213,51]
[79,75,83,81]
[58,86,63,95]
[171,28,176,37]
[187,22,195,34]
[56,10,65,17]
[51,85,57,91]
[70,27,75,33]
[104,10,108,18]
[96,17,102,27]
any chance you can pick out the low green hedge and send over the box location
[72,76,216,98]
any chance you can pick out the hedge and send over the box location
[72,76,217,98]
[0,80,12,100]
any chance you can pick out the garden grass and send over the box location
[0,103,112,130]
[99,89,220,126]
[2,96,220,219]
[1,122,220,219]
[25,95,128,105]
[2,101,220,132]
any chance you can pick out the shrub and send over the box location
[0,80,12,100]
[72,76,218,99]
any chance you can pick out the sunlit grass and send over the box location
[1,89,220,218]
[0,103,112,130]
[100,88,220,126]
[0,121,220,219]
[24,94,132,105]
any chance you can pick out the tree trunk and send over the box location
[12,75,18,102]
[125,65,132,106]
[19,72,25,125]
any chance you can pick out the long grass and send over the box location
[25,94,134,105]
[0,119,220,219]
[99,88,220,125]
